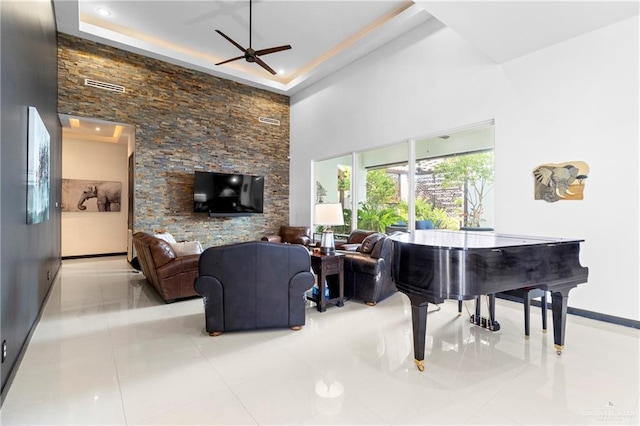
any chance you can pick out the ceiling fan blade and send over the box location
[254,45,292,56]
[215,55,245,66]
[215,30,246,53]
[254,56,277,75]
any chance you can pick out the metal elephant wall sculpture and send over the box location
[533,161,589,203]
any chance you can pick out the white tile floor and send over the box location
[1,256,639,425]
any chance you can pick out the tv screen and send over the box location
[193,171,264,216]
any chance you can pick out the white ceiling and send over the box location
[54,0,431,95]
[53,1,639,97]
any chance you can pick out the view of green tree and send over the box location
[397,198,459,230]
[338,168,350,193]
[433,151,494,228]
[357,202,402,233]
[365,169,398,208]
[316,181,327,203]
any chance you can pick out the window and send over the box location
[314,123,494,233]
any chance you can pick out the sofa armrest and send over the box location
[156,254,200,280]
[193,275,224,334]
[261,235,282,243]
[288,270,315,327]
[344,253,383,276]
[289,270,315,294]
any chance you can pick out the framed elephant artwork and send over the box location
[61,179,122,212]
[533,161,589,203]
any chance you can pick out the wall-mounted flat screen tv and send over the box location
[193,171,264,216]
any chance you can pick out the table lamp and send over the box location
[314,203,344,255]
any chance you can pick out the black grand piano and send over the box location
[389,230,589,371]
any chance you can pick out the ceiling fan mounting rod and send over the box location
[249,0,252,49]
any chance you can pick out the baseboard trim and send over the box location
[62,252,126,260]
[496,293,640,330]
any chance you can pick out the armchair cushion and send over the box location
[154,231,203,256]
[154,232,177,244]
[356,233,385,254]
[171,240,203,256]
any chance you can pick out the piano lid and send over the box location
[388,230,584,250]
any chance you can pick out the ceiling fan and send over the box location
[215,0,292,75]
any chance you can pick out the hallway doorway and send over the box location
[59,114,135,257]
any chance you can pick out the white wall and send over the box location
[62,138,129,256]
[290,17,639,321]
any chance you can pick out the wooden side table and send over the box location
[308,252,344,312]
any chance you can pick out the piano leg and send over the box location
[407,293,442,371]
[541,292,548,332]
[410,296,429,371]
[551,288,571,355]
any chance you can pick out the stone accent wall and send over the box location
[57,34,290,248]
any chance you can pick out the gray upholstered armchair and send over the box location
[193,241,315,335]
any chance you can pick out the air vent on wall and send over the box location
[258,117,280,126]
[84,79,126,93]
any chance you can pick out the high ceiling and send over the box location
[53,1,638,96]
[54,0,430,95]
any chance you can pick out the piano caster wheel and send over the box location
[555,344,564,355]
[414,359,425,372]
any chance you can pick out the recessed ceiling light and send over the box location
[96,7,111,17]
[95,127,101,131]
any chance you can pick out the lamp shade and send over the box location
[314,203,344,226]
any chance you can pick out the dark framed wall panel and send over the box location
[1,0,62,401]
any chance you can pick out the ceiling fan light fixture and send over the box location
[214,0,291,75]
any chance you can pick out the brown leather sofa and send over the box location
[132,232,200,303]
[339,232,397,305]
[261,225,311,247]
[194,241,315,335]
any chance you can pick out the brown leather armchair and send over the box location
[340,232,397,305]
[334,229,377,250]
[132,232,200,303]
[261,226,311,247]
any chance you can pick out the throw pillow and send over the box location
[154,232,177,244]
[356,233,385,254]
[170,241,203,256]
